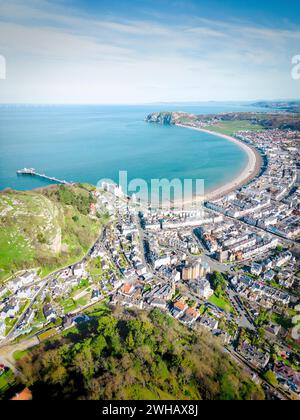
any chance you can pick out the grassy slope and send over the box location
[202,112,300,131]
[203,121,265,136]
[0,184,101,283]
[209,293,234,313]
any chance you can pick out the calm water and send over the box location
[0,104,261,196]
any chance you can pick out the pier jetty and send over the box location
[17,168,72,185]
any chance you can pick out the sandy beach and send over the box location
[176,124,263,203]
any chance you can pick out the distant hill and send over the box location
[252,101,300,114]
[146,111,300,131]
[0,184,102,283]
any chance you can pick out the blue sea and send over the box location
[0,104,262,196]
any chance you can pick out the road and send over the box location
[200,253,232,273]
[0,337,39,365]
[0,336,39,382]
[192,230,234,272]
[4,279,48,343]
[134,212,148,267]
[0,356,26,382]
[227,288,255,330]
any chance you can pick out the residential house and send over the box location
[274,363,300,394]
[265,323,281,336]
[91,289,101,302]
[263,270,276,282]
[72,264,86,278]
[171,301,187,319]
[19,271,36,285]
[251,263,263,276]
[198,316,219,331]
[43,304,57,322]
[189,278,214,300]
[180,308,200,326]
[0,300,20,320]
[120,283,135,296]
[240,342,270,369]
[154,255,171,269]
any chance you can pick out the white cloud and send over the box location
[0,22,133,61]
[0,0,299,103]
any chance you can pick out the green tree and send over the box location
[97,316,118,337]
[73,346,94,380]
[91,335,107,358]
[211,272,227,296]
[126,331,135,351]
[258,327,266,341]
[263,370,279,388]
[255,310,270,327]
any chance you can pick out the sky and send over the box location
[0,0,299,104]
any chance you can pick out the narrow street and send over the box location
[227,288,255,330]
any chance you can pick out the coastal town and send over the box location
[0,120,300,401]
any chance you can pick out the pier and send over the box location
[16,168,72,185]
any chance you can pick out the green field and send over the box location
[84,301,110,317]
[209,294,233,313]
[59,292,91,314]
[61,298,78,314]
[203,121,265,136]
[76,296,90,307]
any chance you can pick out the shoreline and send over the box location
[175,124,263,204]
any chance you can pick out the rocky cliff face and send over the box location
[145,111,196,125]
[145,112,176,125]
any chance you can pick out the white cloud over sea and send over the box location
[0,0,299,103]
